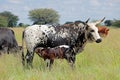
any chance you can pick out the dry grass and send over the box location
[10,27,24,45]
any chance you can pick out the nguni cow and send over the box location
[0,28,19,54]
[97,26,109,37]
[22,17,105,68]
[35,45,70,68]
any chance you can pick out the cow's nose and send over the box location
[96,38,102,43]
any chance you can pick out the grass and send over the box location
[0,27,120,80]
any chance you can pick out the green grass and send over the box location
[0,27,120,80]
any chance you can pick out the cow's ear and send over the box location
[85,24,89,30]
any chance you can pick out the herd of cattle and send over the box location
[0,18,109,69]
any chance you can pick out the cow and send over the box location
[22,17,105,68]
[97,26,109,37]
[35,45,70,68]
[0,28,19,54]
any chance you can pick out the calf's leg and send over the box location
[45,59,54,69]
[45,59,50,68]
[50,59,54,68]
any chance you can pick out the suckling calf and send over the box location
[35,45,70,68]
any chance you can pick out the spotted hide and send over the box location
[22,18,105,68]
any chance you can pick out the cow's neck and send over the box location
[73,32,87,54]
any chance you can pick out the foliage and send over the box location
[111,20,120,27]
[104,20,112,26]
[0,11,19,27]
[18,23,30,27]
[104,19,120,27]
[18,23,24,27]
[29,8,60,25]
[0,15,8,27]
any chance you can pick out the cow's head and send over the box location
[85,17,105,43]
[98,26,109,37]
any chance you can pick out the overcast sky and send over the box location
[0,0,120,24]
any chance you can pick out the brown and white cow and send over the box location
[97,26,109,37]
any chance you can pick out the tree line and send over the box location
[0,8,120,27]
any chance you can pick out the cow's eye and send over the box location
[90,30,94,32]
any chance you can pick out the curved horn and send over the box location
[94,17,105,25]
[85,18,90,23]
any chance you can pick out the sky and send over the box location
[0,0,120,25]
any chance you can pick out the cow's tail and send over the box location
[22,31,25,66]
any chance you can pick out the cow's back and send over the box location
[23,23,85,53]
[23,25,48,52]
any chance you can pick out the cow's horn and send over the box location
[85,18,90,23]
[94,17,105,25]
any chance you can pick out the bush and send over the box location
[112,20,120,27]
[29,8,60,25]
[0,16,8,27]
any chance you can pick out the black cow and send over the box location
[22,18,105,68]
[0,28,19,54]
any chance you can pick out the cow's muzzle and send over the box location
[96,38,102,43]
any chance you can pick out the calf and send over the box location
[35,45,70,68]
[97,26,109,37]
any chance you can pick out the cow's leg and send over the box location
[65,48,76,68]
[66,53,76,69]
[2,45,9,54]
[69,54,76,68]
[25,50,34,68]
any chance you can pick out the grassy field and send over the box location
[0,27,120,80]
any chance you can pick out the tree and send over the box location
[29,8,60,25]
[0,16,8,27]
[18,23,24,27]
[0,11,19,27]
[104,20,112,26]
[112,20,120,27]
